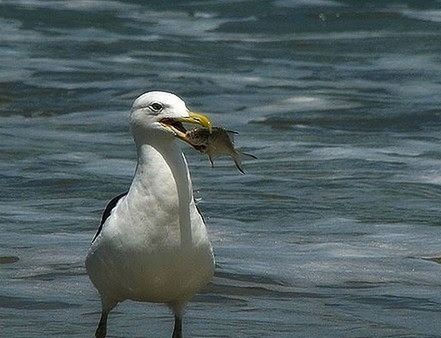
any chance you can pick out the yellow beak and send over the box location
[177,112,212,133]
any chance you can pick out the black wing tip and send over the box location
[195,203,206,224]
[92,191,128,243]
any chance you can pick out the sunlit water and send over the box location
[1,1,441,337]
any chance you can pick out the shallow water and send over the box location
[1,1,441,337]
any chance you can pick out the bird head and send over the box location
[130,91,212,144]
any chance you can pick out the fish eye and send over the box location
[150,103,163,112]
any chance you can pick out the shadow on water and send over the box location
[0,256,19,264]
[0,295,80,310]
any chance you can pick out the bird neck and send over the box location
[130,137,194,245]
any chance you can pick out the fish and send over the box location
[185,127,256,173]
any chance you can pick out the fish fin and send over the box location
[225,130,238,144]
[209,155,214,168]
[225,129,238,135]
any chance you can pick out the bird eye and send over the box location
[150,103,163,112]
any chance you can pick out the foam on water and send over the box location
[401,9,441,23]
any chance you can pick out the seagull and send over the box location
[85,91,215,338]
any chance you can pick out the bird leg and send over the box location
[95,310,109,338]
[172,314,183,338]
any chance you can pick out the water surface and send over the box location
[1,1,441,337]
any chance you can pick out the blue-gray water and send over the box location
[1,1,441,337]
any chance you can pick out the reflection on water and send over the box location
[1,0,441,337]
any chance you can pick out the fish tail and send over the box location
[232,153,245,174]
[240,152,257,160]
[233,151,256,174]
[209,155,214,168]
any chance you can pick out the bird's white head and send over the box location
[130,91,211,145]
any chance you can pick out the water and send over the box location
[1,0,441,337]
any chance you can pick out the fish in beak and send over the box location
[160,112,212,143]
[184,127,257,174]
[161,114,255,173]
